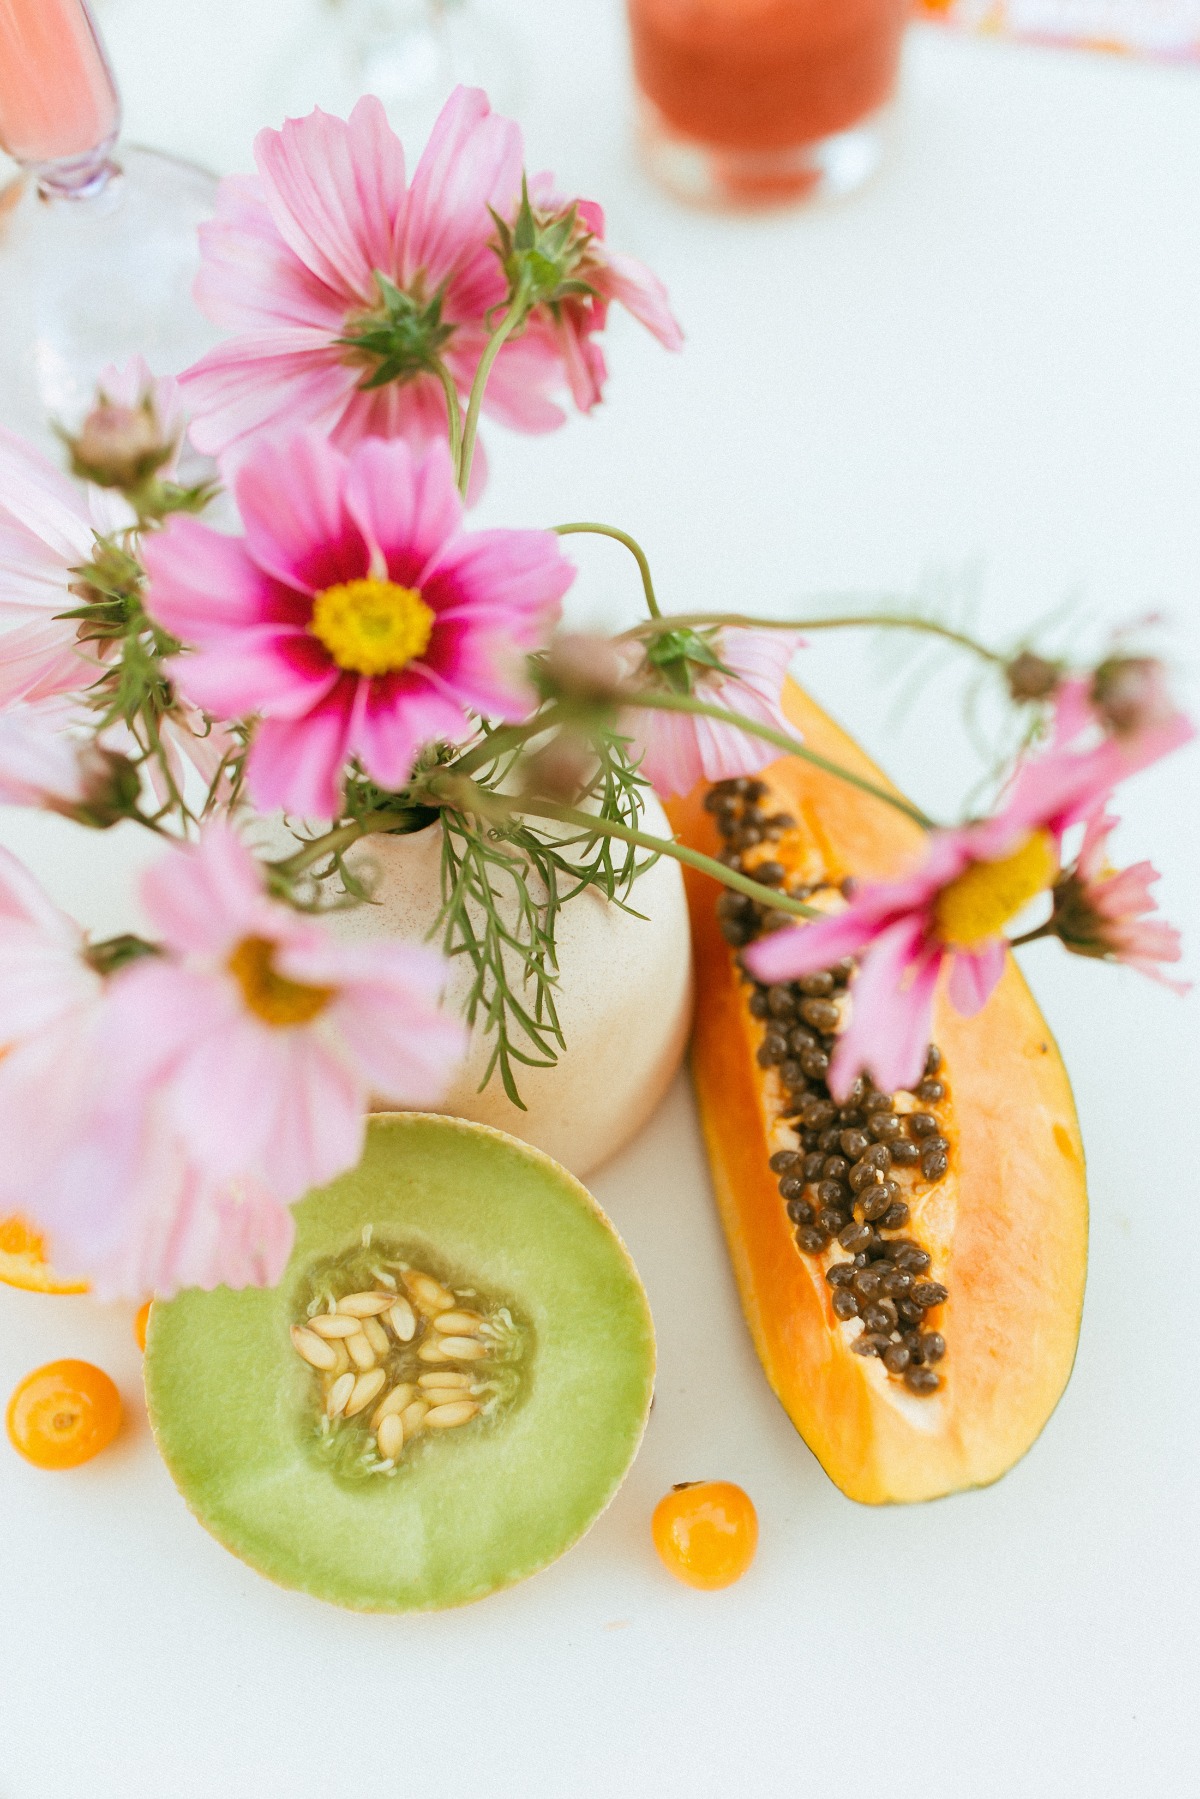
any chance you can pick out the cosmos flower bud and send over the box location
[518,731,596,803]
[1005,650,1063,703]
[539,632,631,707]
[49,747,143,830]
[68,394,178,491]
[1089,655,1176,739]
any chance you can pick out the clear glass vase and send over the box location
[0,0,219,449]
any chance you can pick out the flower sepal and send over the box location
[643,626,736,695]
[337,272,456,391]
[491,180,597,313]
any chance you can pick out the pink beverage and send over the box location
[0,0,120,170]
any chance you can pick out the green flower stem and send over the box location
[1009,921,1057,949]
[628,609,1006,666]
[444,713,560,782]
[427,772,821,919]
[553,522,662,618]
[458,276,532,497]
[622,690,935,830]
[432,359,463,471]
[268,813,399,881]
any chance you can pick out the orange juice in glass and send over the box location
[626,0,909,208]
[0,0,120,190]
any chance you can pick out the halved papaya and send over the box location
[667,682,1087,1505]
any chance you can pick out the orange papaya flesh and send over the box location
[667,680,1087,1505]
[0,1215,89,1295]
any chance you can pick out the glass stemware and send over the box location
[271,0,519,145]
[0,0,220,448]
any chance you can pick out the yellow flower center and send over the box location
[228,936,333,1028]
[309,577,435,678]
[933,830,1058,947]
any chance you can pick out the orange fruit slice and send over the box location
[0,1216,88,1295]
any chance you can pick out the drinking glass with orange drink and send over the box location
[626,0,910,208]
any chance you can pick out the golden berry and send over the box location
[6,1359,122,1470]
[652,1480,758,1589]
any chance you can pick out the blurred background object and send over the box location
[0,0,217,448]
[626,0,910,208]
[917,0,1200,60]
[270,0,519,144]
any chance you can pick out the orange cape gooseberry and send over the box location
[652,1480,758,1589]
[6,1359,122,1470]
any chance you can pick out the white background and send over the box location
[2,5,1199,1796]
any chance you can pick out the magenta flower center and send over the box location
[309,577,436,678]
[228,936,333,1028]
[933,830,1058,948]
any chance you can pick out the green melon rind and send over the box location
[144,1113,656,1611]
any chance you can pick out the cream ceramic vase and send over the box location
[326,793,693,1178]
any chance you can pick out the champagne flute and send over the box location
[0,0,220,448]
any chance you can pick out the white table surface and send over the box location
[2,6,1199,1797]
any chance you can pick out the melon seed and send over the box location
[345,1332,377,1371]
[291,1326,337,1371]
[345,1369,386,1417]
[436,1336,489,1360]
[418,1371,473,1390]
[326,1372,356,1418]
[387,1298,417,1342]
[360,1315,390,1358]
[308,1313,361,1339]
[400,1399,430,1434]
[425,1401,479,1429]
[376,1413,405,1461]
[432,1310,484,1336]
[337,1291,393,1317]
[371,1384,416,1429]
[404,1270,455,1315]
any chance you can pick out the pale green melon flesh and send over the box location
[145,1114,656,1611]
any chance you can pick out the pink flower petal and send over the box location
[246,689,355,818]
[343,436,462,586]
[164,628,336,723]
[143,516,285,638]
[946,941,1007,1016]
[402,86,523,286]
[234,431,366,596]
[828,920,941,1099]
[253,98,406,302]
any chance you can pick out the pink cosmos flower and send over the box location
[0,426,130,708]
[520,184,683,413]
[745,724,1189,1098]
[17,1096,297,1301]
[143,431,574,818]
[179,89,680,470]
[1049,808,1189,993]
[107,820,467,1204]
[0,844,298,1299]
[0,846,106,1183]
[621,627,803,799]
[1052,662,1192,760]
[0,699,90,809]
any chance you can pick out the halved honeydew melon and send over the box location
[145,1114,656,1611]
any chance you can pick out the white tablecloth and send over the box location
[2,6,1198,1796]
